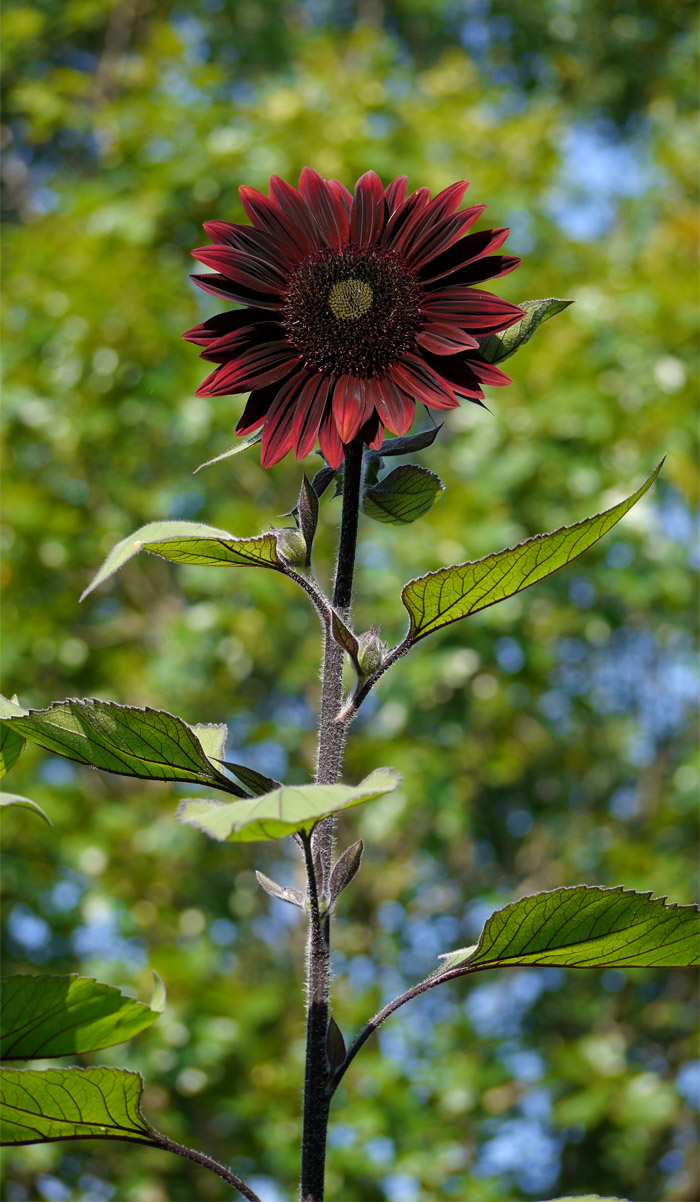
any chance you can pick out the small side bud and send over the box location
[275,527,308,568]
[356,629,387,677]
[329,839,364,902]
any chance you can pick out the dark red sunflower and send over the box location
[183,170,523,469]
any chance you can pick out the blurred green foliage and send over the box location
[1,1,698,1199]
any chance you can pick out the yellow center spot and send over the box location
[328,277,373,321]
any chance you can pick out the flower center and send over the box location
[283,246,422,378]
[327,277,374,321]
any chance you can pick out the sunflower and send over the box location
[183,170,523,468]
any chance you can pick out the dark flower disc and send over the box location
[183,170,524,468]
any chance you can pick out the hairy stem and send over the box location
[148,1133,263,1200]
[300,833,331,1202]
[329,965,473,1098]
[315,439,365,790]
[302,438,364,1202]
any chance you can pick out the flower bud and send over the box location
[356,629,386,676]
[275,528,308,567]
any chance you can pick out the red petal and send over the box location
[403,206,487,271]
[388,354,460,411]
[332,375,373,443]
[200,320,285,363]
[415,323,480,355]
[371,376,414,435]
[382,188,431,251]
[292,374,332,458]
[182,309,265,346]
[361,411,384,451]
[260,373,308,467]
[239,185,316,256]
[318,405,345,469]
[383,176,408,214]
[329,179,353,210]
[269,175,324,252]
[190,272,283,310]
[196,343,299,396]
[192,246,287,292]
[447,255,521,286]
[205,222,299,272]
[427,180,469,220]
[421,287,524,330]
[419,228,511,283]
[350,171,384,245]
[299,168,350,248]
[470,358,513,387]
[236,383,280,436]
[425,352,484,399]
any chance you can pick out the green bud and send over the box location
[275,528,308,567]
[356,629,386,676]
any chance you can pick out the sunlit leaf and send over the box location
[0,1067,154,1145]
[80,521,283,601]
[193,431,263,473]
[0,696,246,795]
[1,974,163,1059]
[177,767,401,843]
[479,298,573,364]
[364,465,444,526]
[0,726,25,780]
[438,886,700,973]
[402,461,663,641]
[0,793,51,826]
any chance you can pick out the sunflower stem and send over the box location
[302,437,364,1202]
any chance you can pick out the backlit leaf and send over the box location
[479,298,573,364]
[438,886,700,973]
[193,431,263,473]
[364,465,443,525]
[177,767,401,843]
[0,726,25,779]
[0,793,51,826]
[402,461,662,641]
[0,1067,154,1145]
[0,696,246,795]
[1,974,163,1059]
[80,520,282,601]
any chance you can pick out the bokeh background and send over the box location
[2,1,698,1199]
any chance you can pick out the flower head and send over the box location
[184,170,523,468]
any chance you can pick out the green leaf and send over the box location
[438,886,700,973]
[193,431,263,473]
[80,521,283,601]
[223,762,281,797]
[177,766,401,843]
[545,1196,628,1201]
[0,1067,154,1145]
[0,793,52,826]
[369,425,443,458]
[1,974,163,1059]
[364,465,444,525]
[0,725,25,779]
[479,298,573,364]
[0,696,246,796]
[402,461,663,642]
